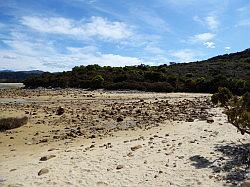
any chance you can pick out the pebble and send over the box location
[131,145,142,151]
[116,165,124,170]
[40,155,56,161]
[0,176,5,183]
[38,168,49,176]
[206,118,214,123]
[241,180,250,187]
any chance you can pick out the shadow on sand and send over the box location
[189,143,250,185]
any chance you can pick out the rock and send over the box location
[207,118,214,123]
[56,107,64,115]
[246,171,250,179]
[186,118,194,122]
[241,180,250,187]
[89,134,96,139]
[127,152,133,157]
[38,168,49,176]
[40,139,48,143]
[40,155,56,161]
[116,165,124,170]
[48,148,56,152]
[131,145,142,151]
[162,140,168,143]
[117,117,123,122]
[0,176,5,183]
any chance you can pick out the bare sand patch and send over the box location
[0,89,249,187]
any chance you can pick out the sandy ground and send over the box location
[0,89,249,187]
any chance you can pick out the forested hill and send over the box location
[167,48,250,80]
[23,48,250,95]
[0,70,43,83]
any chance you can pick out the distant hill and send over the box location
[11,48,250,94]
[0,70,44,83]
[165,48,250,80]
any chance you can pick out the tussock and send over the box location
[0,116,28,131]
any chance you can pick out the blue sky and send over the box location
[0,0,249,72]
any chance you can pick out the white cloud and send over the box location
[170,49,202,63]
[204,41,215,49]
[21,16,134,40]
[0,36,146,72]
[188,33,216,49]
[129,8,170,32]
[144,44,165,54]
[193,32,215,42]
[193,15,219,30]
[0,22,5,29]
[205,16,219,30]
[235,19,250,27]
[237,6,248,12]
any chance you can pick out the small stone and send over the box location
[117,117,123,122]
[131,145,142,151]
[207,118,214,123]
[56,107,64,115]
[127,152,133,157]
[40,155,56,161]
[40,139,48,143]
[38,168,49,176]
[241,180,250,187]
[0,176,5,183]
[89,134,96,139]
[116,165,124,170]
[48,148,56,152]
[186,118,194,122]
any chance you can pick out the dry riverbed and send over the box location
[0,89,249,187]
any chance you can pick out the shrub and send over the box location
[91,75,104,89]
[211,88,249,135]
[0,116,28,131]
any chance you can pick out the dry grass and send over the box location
[0,116,28,131]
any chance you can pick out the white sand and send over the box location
[0,91,249,187]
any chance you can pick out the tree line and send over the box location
[23,49,250,95]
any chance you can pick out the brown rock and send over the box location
[207,118,214,123]
[131,145,142,151]
[56,107,64,115]
[186,118,194,122]
[241,180,250,187]
[117,117,123,122]
[40,155,56,161]
[116,165,124,170]
[38,168,49,176]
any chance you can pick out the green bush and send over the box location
[212,88,249,135]
[91,75,104,89]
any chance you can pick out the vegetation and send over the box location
[212,87,250,135]
[19,48,248,95]
[0,70,43,83]
[0,116,28,131]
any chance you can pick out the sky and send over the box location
[0,0,249,72]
